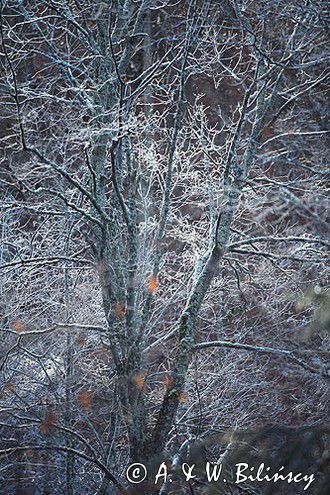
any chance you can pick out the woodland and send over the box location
[0,1,329,494]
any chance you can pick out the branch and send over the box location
[109,141,132,228]
[0,255,90,270]
[260,129,330,148]
[4,322,106,337]
[193,340,329,378]
[0,9,26,149]
[229,236,329,250]
[26,146,111,225]
[0,336,22,372]
[230,248,327,263]
[0,445,125,492]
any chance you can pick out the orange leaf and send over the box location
[77,390,93,408]
[3,381,15,394]
[163,375,173,390]
[40,411,57,435]
[76,334,86,346]
[147,275,159,294]
[13,320,23,334]
[178,392,189,403]
[115,301,126,320]
[132,372,147,390]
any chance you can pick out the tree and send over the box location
[0,1,329,494]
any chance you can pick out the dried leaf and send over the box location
[178,391,189,403]
[163,375,173,390]
[40,411,57,435]
[13,320,23,334]
[133,372,147,390]
[3,381,15,394]
[76,334,86,346]
[147,275,159,294]
[115,301,126,320]
[77,390,93,408]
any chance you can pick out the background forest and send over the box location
[0,1,329,494]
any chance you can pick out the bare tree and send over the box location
[0,1,329,494]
